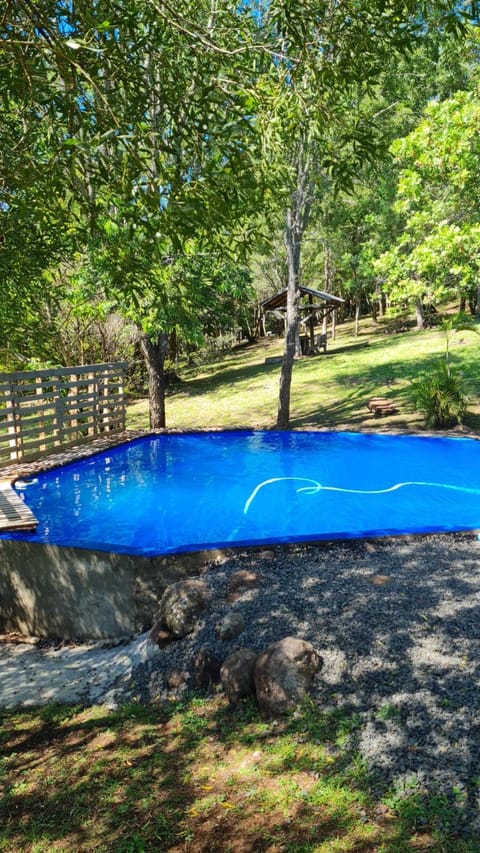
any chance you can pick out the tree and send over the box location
[0,1,268,423]
[73,239,255,425]
[256,0,478,428]
[0,92,74,367]
[292,21,480,334]
[376,85,480,325]
[1,1,478,428]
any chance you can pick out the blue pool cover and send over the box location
[2,430,480,556]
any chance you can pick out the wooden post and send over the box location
[308,294,315,351]
[102,369,111,431]
[67,375,78,435]
[88,372,97,436]
[36,376,47,452]
[118,368,126,431]
[53,374,64,446]
[5,383,18,461]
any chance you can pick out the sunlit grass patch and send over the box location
[127,314,480,434]
[0,697,478,852]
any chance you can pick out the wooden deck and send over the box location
[0,482,38,532]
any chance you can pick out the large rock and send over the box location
[254,637,323,716]
[157,579,209,637]
[227,570,261,602]
[220,649,257,704]
[215,611,245,640]
[192,648,221,689]
[148,622,176,648]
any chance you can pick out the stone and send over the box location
[215,611,245,640]
[220,649,257,704]
[254,636,323,717]
[167,670,187,689]
[192,648,221,689]
[148,622,176,648]
[158,579,209,637]
[227,570,261,602]
[369,574,391,586]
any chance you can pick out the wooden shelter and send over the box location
[261,285,344,353]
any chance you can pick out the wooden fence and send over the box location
[0,362,128,465]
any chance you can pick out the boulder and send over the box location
[220,648,257,704]
[167,670,187,689]
[192,648,221,689]
[254,637,323,717]
[227,570,261,602]
[158,579,209,637]
[215,611,245,641]
[148,622,176,648]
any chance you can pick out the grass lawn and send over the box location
[1,698,478,852]
[2,313,480,852]
[126,315,480,434]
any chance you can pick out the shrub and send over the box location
[411,360,467,428]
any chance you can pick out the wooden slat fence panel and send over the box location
[0,363,128,465]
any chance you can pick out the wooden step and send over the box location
[0,483,38,532]
[367,397,397,417]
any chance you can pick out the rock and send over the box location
[227,570,261,602]
[167,670,187,689]
[220,649,257,704]
[192,648,221,689]
[157,579,210,637]
[148,622,176,648]
[215,612,245,641]
[369,574,391,586]
[257,549,275,560]
[254,636,323,717]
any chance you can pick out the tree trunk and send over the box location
[139,331,168,429]
[354,299,360,336]
[168,328,178,364]
[277,207,301,429]
[295,325,302,358]
[415,298,425,330]
[276,142,313,430]
[376,283,385,318]
[255,304,266,338]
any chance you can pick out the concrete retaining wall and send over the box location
[0,540,228,640]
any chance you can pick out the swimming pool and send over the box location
[3,430,480,557]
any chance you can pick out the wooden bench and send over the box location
[367,397,397,417]
[299,333,327,356]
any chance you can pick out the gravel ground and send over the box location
[118,531,480,835]
[2,531,480,834]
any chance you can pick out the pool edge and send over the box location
[0,539,236,641]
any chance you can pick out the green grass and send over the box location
[126,314,480,433]
[1,697,478,852]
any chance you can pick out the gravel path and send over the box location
[2,531,480,833]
